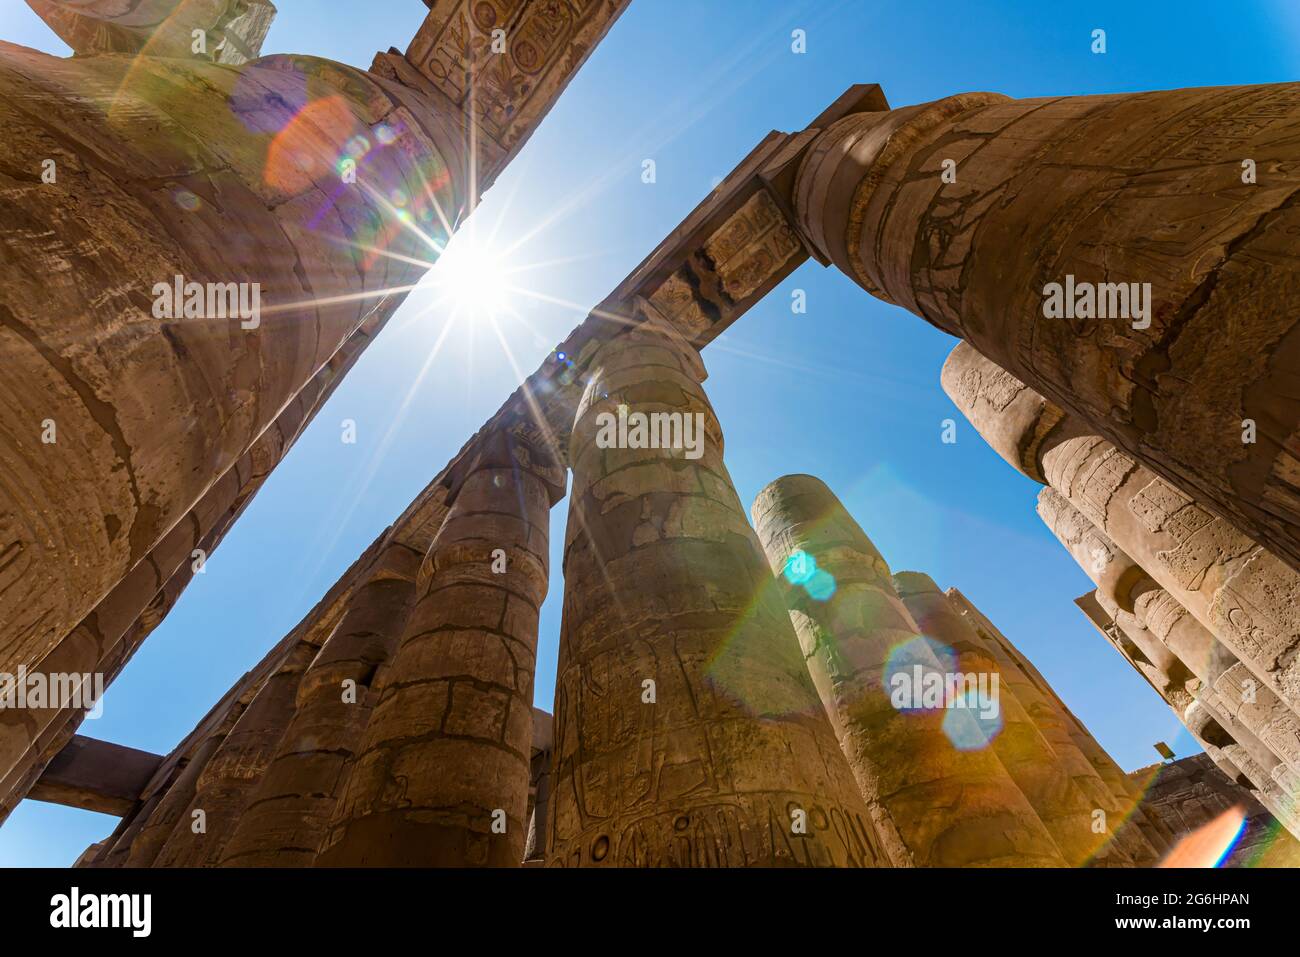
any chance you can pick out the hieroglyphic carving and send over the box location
[703,189,803,303]
[1071,445,1138,531]
[645,189,804,341]
[646,271,713,340]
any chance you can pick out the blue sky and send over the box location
[2,0,1295,866]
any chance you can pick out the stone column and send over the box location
[549,312,884,868]
[752,474,1064,867]
[217,541,421,866]
[27,1,277,64]
[893,571,1139,866]
[1046,491,1284,752]
[151,638,318,866]
[123,708,246,868]
[317,429,564,867]
[944,588,1168,861]
[1104,569,1300,778]
[0,0,627,695]
[0,35,467,677]
[1182,700,1298,833]
[795,85,1300,569]
[943,342,1300,712]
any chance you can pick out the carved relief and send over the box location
[647,271,713,340]
[1074,446,1137,530]
[703,190,802,303]
[410,0,626,153]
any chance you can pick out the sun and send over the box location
[425,231,514,321]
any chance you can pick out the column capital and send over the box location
[443,425,566,507]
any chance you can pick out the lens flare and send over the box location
[424,233,514,321]
[1159,806,1248,867]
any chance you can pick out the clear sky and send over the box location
[2,0,1295,866]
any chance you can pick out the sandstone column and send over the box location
[317,429,564,867]
[122,734,228,868]
[0,35,466,679]
[752,474,1064,866]
[945,587,1169,861]
[1045,494,1300,842]
[893,571,1139,866]
[549,311,884,868]
[943,342,1300,711]
[1055,499,1300,787]
[795,85,1300,568]
[0,0,626,700]
[217,540,421,866]
[151,637,319,866]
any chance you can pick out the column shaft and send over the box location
[318,433,561,866]
[218,541,420,866]
[945,588,1168,861]
[796,85,1300,568]
[943,342,1300,713]
[895,572,1137,866]
[752,474,1065,866]
[0,38,464,679]
[549,314,884,868]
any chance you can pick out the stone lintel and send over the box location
[402,0,631,184]
[1074,591,1117,641]
[29,735,163,817]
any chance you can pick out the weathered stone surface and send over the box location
[0,0,623,818]
[28,0,277,64]
[405,0,631,174]
[318,432,562,867]
[218,541,421,866]
[151,636,319,866]
[548,316,883,868]
[796,86,1300,571]
[752,474,1064,867]
[0,312,384,821]
[894,572,1137,866]
[0,40,464,682]
[944,342,1300,717]
[946,588,1171,859]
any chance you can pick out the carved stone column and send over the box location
[123,731,230,868]
[752,474,1064,867]
[1058,504,1300,786]
[0,0,625,709]
[318,430,564,867]
[217,541,421,866]
[943,342,1300,712]
[893,571,1140,866]
[795,86,1300,569]
[28,1,278,62]
[151,638,318,866]
[944,588,1168,861]
[549,313,884,868]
